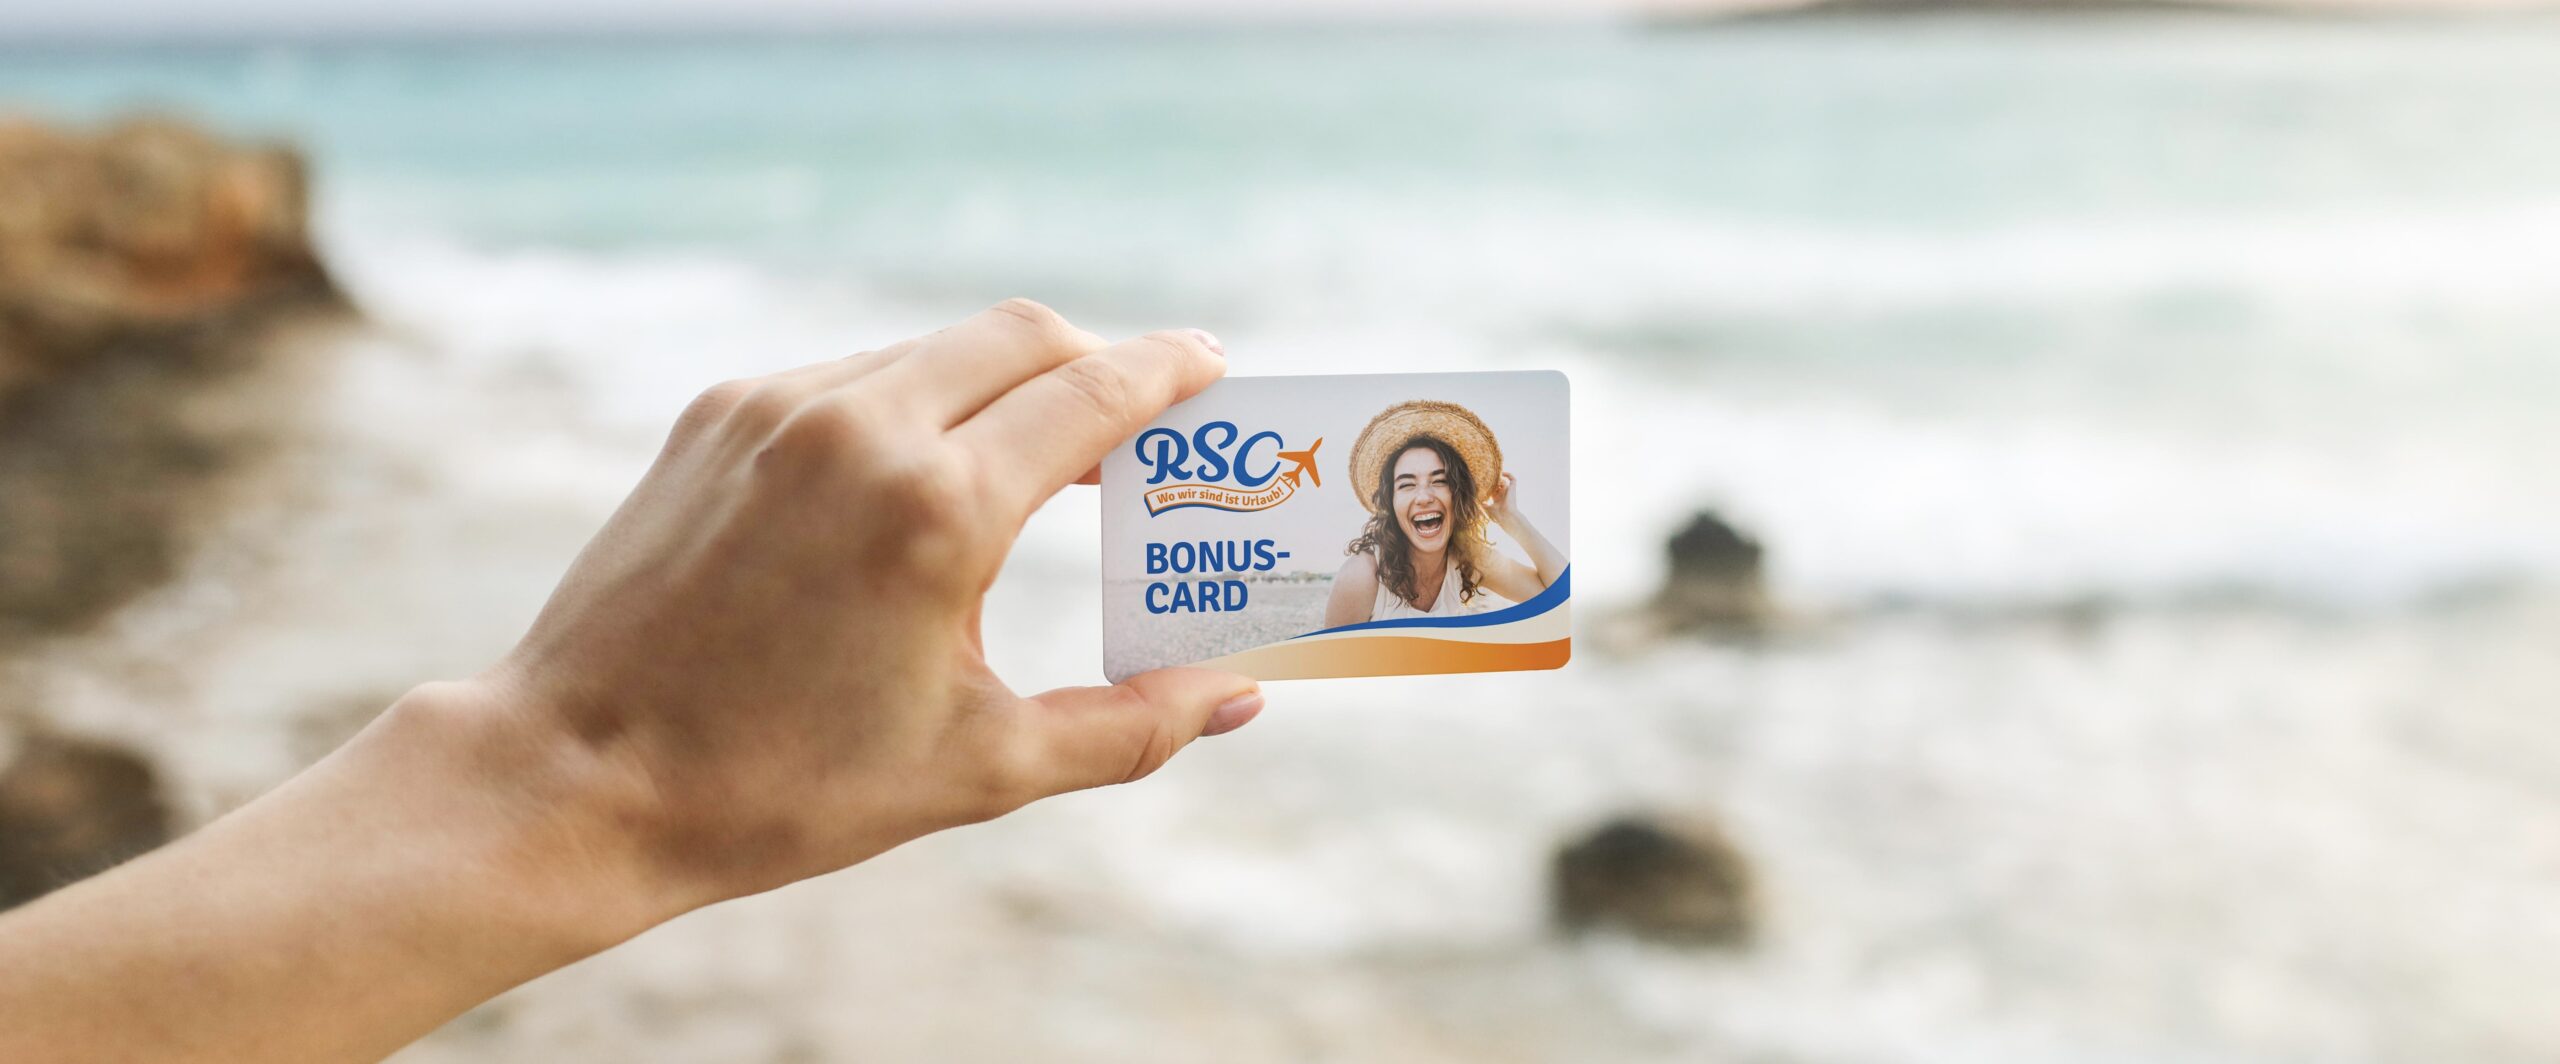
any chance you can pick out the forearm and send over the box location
[0,302,1246,1063]
[0,681,667,1064]
[1497,512,1567,587]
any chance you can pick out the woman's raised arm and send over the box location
[1479,471,1566,603]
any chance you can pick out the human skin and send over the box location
[1391,445,1460,559]
[0,300,1265,1064]
[1323,445,1566,626]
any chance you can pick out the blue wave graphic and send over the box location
[1293,567,1570,638]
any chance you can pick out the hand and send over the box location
[0,300,1268,1064]
[452,299,1261,916]
[1484,470,1520,527]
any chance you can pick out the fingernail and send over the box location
[1185,328,1224,357]
[1202,690,1263,737]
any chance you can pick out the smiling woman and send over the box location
[1324,399,1567,627]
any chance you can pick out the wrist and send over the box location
[367,678,690,956]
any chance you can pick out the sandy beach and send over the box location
[5,15,2559,1061]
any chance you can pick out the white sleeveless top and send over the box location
[1372,558,1481,620]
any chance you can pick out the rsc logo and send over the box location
[1133,421,1322,517]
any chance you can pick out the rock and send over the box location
[0,114,336,403]
[0,114,346,646]
[1653,508,1775,633]
[1552,814,1756,947]
[0,733,174,909]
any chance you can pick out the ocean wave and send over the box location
[1576,375,2560,611]
[335,183,2560,316]
[314,223,2560,614]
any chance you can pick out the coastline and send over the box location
[4,18,2559,1058]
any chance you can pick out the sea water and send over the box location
[4,17,2557,1063]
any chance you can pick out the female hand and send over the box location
[1485,470,1521,528]
[0,299,1266,1064]
[472,299,1264,913]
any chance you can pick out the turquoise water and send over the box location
[6,19,2558,604]
[15,24,2560,235]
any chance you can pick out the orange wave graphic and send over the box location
[1214,635,1571,680]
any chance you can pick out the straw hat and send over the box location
[1348,400,1504,513]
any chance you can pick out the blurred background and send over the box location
[3,0,2557,1060]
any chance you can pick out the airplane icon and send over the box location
[1276,438,1323,489]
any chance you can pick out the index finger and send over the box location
[949,328,1225,519]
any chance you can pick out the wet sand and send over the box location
[8,318,2555,1062]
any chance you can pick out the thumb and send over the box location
[1020,668,1263,796]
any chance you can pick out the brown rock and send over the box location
[0,733,174,909]
[1552,814,1757,947]
[0,113,336,404]
[0,114,345,646]
[1653,509,1776,633]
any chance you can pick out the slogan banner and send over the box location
[1143,476,1300,516]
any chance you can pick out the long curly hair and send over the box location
[1346,435,1490,609]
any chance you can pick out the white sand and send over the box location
[10,321,2557,1063]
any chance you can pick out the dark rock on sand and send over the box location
[1653,509,1775,633]
[1553,814,1757,947]
[0,734,173,909]
[0,114,346,645]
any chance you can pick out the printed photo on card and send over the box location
[1102,370,1569,681]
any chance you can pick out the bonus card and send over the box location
[1101,371,1570,681]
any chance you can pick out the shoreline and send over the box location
[5,30,2558,1057]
